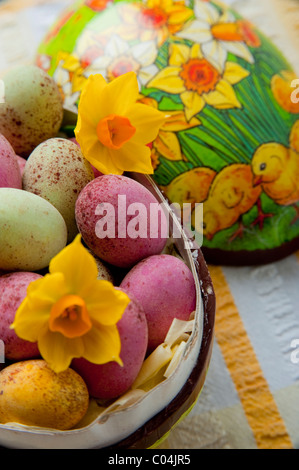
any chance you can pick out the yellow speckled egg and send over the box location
[23,138,94,242]
[0,360,89,430]
[0,188,67,271]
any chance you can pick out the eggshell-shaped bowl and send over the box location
[37,0,299,266]
[0,173,215,449]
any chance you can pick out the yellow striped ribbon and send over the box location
[209,265,293,449]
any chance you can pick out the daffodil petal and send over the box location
[49,235,99,296]
[167,7,193,26]
[190,43,203,60]
[201,40,228,72]
[26,272,67,308]
[127,102,166,144]
[82,325,122,365]
[131,41,158,67]
[86,143,124,175]
[74,108,96,150]
[38,329,84,373]
[223,61,250,85]
[180,90,206,121]
[86,282,130,326]
[105,34,130,58]
[112,139,154,174]
[11,273,67,343]
[155,130,182,161]
[224,40,254,64]
[161,111,201,131]
[203,79,242,109]
[148,67,185,94]
[11,298,49,343]
[77,73,108,125]
[169,43,190,67]
[194,0,220,23]
[53,67,70,87]
[103,71,140,115]
[138,64,160,86]
[176,19,212,43]
[63,54,81,72]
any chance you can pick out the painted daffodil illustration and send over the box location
[147,42,249,121]
[175,0,257,72]
[11,235,131,373]
[118,0,193,46]
[74,71,166,174]
[138,96,201,168]
[83,35,159,87]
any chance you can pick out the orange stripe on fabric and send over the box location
[208,265,293,450]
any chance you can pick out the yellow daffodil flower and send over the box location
[118,0,193,46]
[147,43,249,121]
[74,71,166,175]
[11,235,131,373]
[175,0,256,72]
[138,96,201,168]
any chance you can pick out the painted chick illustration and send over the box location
[251,120,299,221]
[160,166,216,221]
[201,163,264,241]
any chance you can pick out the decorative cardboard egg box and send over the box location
[37,0,299,265]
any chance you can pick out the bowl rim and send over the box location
[105,173,216,449]
[0,140,215,450]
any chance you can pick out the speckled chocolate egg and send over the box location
[0,188,67,271]
[0,65,63,157]
[0,360,89,430]
[120,254,196,352]
[37,0,299,265]
[75,175,168,268]
[23,138,94,242]
[0,272,41,361]
[0,134,22,189]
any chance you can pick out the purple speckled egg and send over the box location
[75,175,168,268]
[0,134,22,189]
[120,254,196,352]
[72,292,148,400]
[0,271,41,361]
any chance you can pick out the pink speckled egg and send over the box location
[0,271,41,361]
[120,254,196,352]
[75,175,168,268]
[72,292,148,400]
[0,134,22,189]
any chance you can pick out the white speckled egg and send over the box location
[0,65,63,158]
[0,188,67,271]
[23,138,94,242]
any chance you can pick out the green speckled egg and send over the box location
[0,188,67,271]
[37,0,299,265]
[0,65,63,158]
[23,138,94,242]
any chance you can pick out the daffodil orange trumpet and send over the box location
[74,71,166,176]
